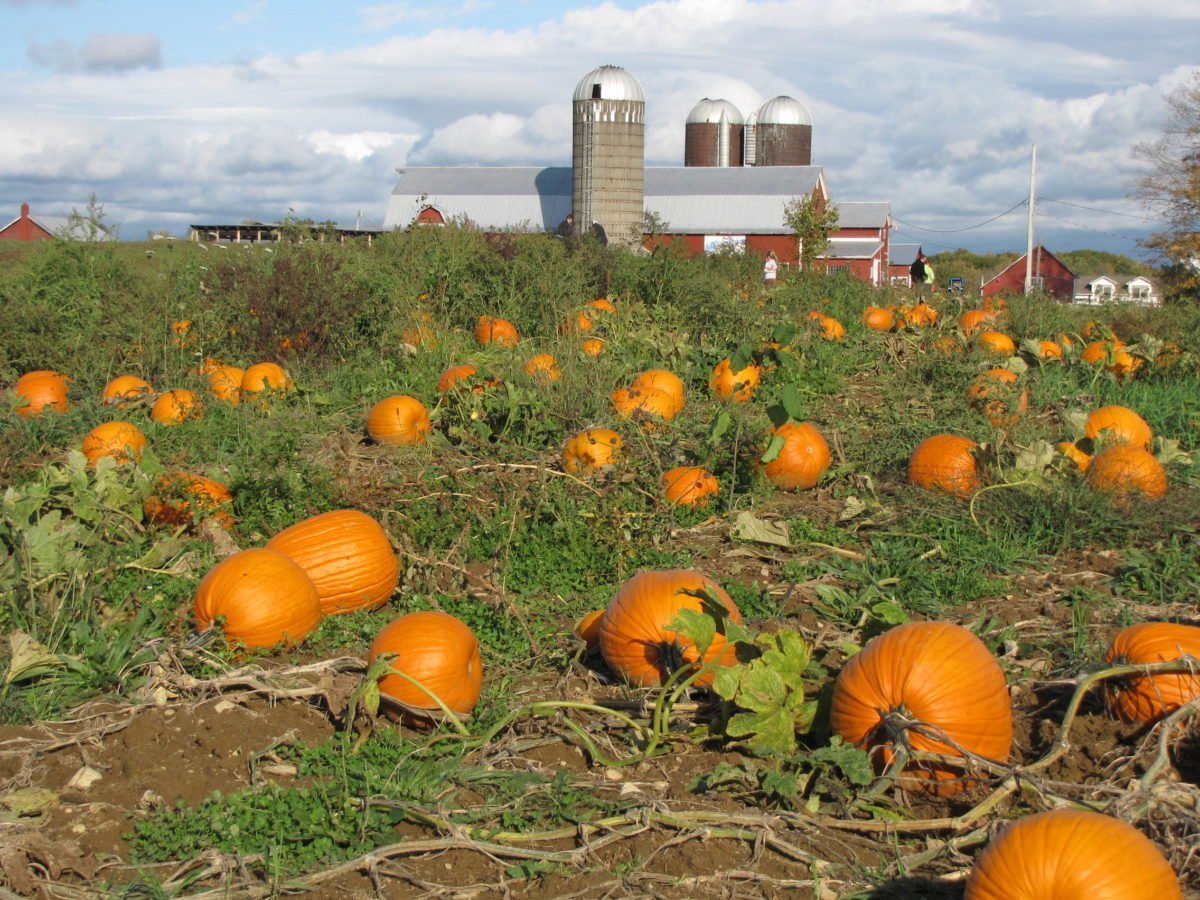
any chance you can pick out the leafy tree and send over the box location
[1132,71,1200,300]
[783,196,839,272]
[59,193,118,242]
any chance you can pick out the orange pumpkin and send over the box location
[437,364,479,393]
[1037,339,1063,360]
[1057,441,1092,473]
[862,306,894,332]
[207,365,244,405]
[150,389,202,425]
[586,297,617,315]
[598,569,743,688]
[1086,444,1167,504]
[763,421,831,491]
[240,362,293,405]
[144,472,235,530]
[830,621,1012,796]
[909,434,979,497]
[1085,405,1152,450]
[903,302,939,328]
[366,395,431,446]
[102,375,153,407]
[193,548,323,649]
[475,315,519,348]
[266,509,399,615]
[963,809,1181,899]
[368,610,483,719]
[958,309,992,336]
[630,369,686,414]
[1082,339,1141,377]
[661,466,719,507]
[170,320,194,348]
[976,330,1016,356]
[523,353,560,382]
[612,385,679,423]
[966,368,1028,427]
[575,609,605,649]
[563,427,622,474]
[1104,623,1200,725]
[709,358,762,402]
[817,314,846,341]
[81,421,147,466]
[13,370,70,418]
[580,337,606,357]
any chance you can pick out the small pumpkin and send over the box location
[1037,339,1063,360]
[586,297,617,315]
[562,427,622,474]
[13,370,70,418]
[580,337,606,357]
[763,421,831,491]
[102,375,153,407]
[709,358,762,403]
[207,365,244,405]
[475,315,519,348]
[150,389,202,425]
[817,314,846,341]
[523,353,560,382]
[612,385,679,423]
[958,309,993,336]
[1057,441,1091,473]
[862,306,894,332]
[829,621,1012,796]
[240,362,293,405]
[81,421,147,466]
[1086,444,1167,504]
[576,609,605,649]
[368,610,483,720]
[966,368,1028,428]
[630,369,686,414]
[598,569,743,688]
[437,364,479,393]
[144,472,235,530]
[1084,405,1152,450]
[661,466,719,507]
[909,434,979,497]
[266,509,399,615]
[963,809,1182,899]
[193,548,323,649]
[366,395,431,446]
[903,302,939,328]
[976,330,1016,356]
[170,319,194,348]
[1104,622,1200,725]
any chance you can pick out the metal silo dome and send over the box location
[573,65,645,102]
[756,95,812,126]
[686,98,745,126]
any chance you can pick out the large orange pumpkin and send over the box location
[830,621,1012,796]
[963,809,1181,899]
[661,466,719,507]
[958,309,993,337]
[630,370,686,414]
[763,421,831,491]
[909,434,979,497]
[475,315,519,348]
[598,569,743,688]
[366,395,431,446]
[437,364,479,394]
[612,385,680,423]
[862,306,895,332]
[562,427,622,474]
[144,472,235,530]
[102,375,153,407]
[1086,444,1167,504]
[1104,623,1200,725]
[81,421,147,466]
[14,370,70,418]
[1084,405,1152,450]
[368,610,483,719]
[709,358,762,402]
[976,330,1016,356]
[193,548,323,649]
[966,368,1028,428]
[150,389,202,425]
[266,509,398,615]
[523,353,560,382]
[240,362,293,406]
[207,365,244,406]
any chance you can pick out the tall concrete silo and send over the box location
[684,98,745,167]
[751,95,812,166]
[572,65,645,246]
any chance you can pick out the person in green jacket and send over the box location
[922,258,936,292]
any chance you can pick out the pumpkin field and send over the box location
[2,229,1199,897]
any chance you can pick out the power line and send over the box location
[1039,197,1166,224]
[1034,209,1144,244]
[891,198,1028,233]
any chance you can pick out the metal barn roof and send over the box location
[832,201,891,229]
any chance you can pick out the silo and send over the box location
[684,98,745,167]
[752,95,813,166]
[572,65,645,247]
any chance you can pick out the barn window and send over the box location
[826,265,850,275]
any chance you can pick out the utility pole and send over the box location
[1024,144,1037,294]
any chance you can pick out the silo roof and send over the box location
[686,98,745,125]
[573,65,645,102]
[756,95,813,126]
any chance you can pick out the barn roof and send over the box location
[821,238,884,260]
[384,165,828,234]
[888,242,921,267]
[831,201,891,229]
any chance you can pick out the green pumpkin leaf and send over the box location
[761,432,786,464]
[780,384,806,423]
[709,410,732,446]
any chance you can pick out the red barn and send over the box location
[981,246,1075,301]
[0,203,59,241]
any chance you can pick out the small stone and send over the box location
[71,823,87,834]
[619,782,642,797]
[213,700,238,713]
[603,769,623,782]
[67,767,103,791]
[152,686,171,706]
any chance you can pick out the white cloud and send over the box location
[28,32,162,72]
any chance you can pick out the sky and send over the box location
[2,0,1198,257]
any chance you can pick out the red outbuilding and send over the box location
[981,246,1075,301]
[0,203,59,241]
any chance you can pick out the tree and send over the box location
[1132,71,1200,300]
[59,193,118,242]
[783,195,839,272]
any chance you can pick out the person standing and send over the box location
[909,253,927,291]
[763,250,779,287]
[923,257,936,292]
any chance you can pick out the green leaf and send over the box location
[780,384,806,422]
[709,410,732,446]
[810,737,875,786]
[771,323,797,346]
[730,344,754,374]
[761,433,786,464]
[732,511,790,547]
[669,608,716,657]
